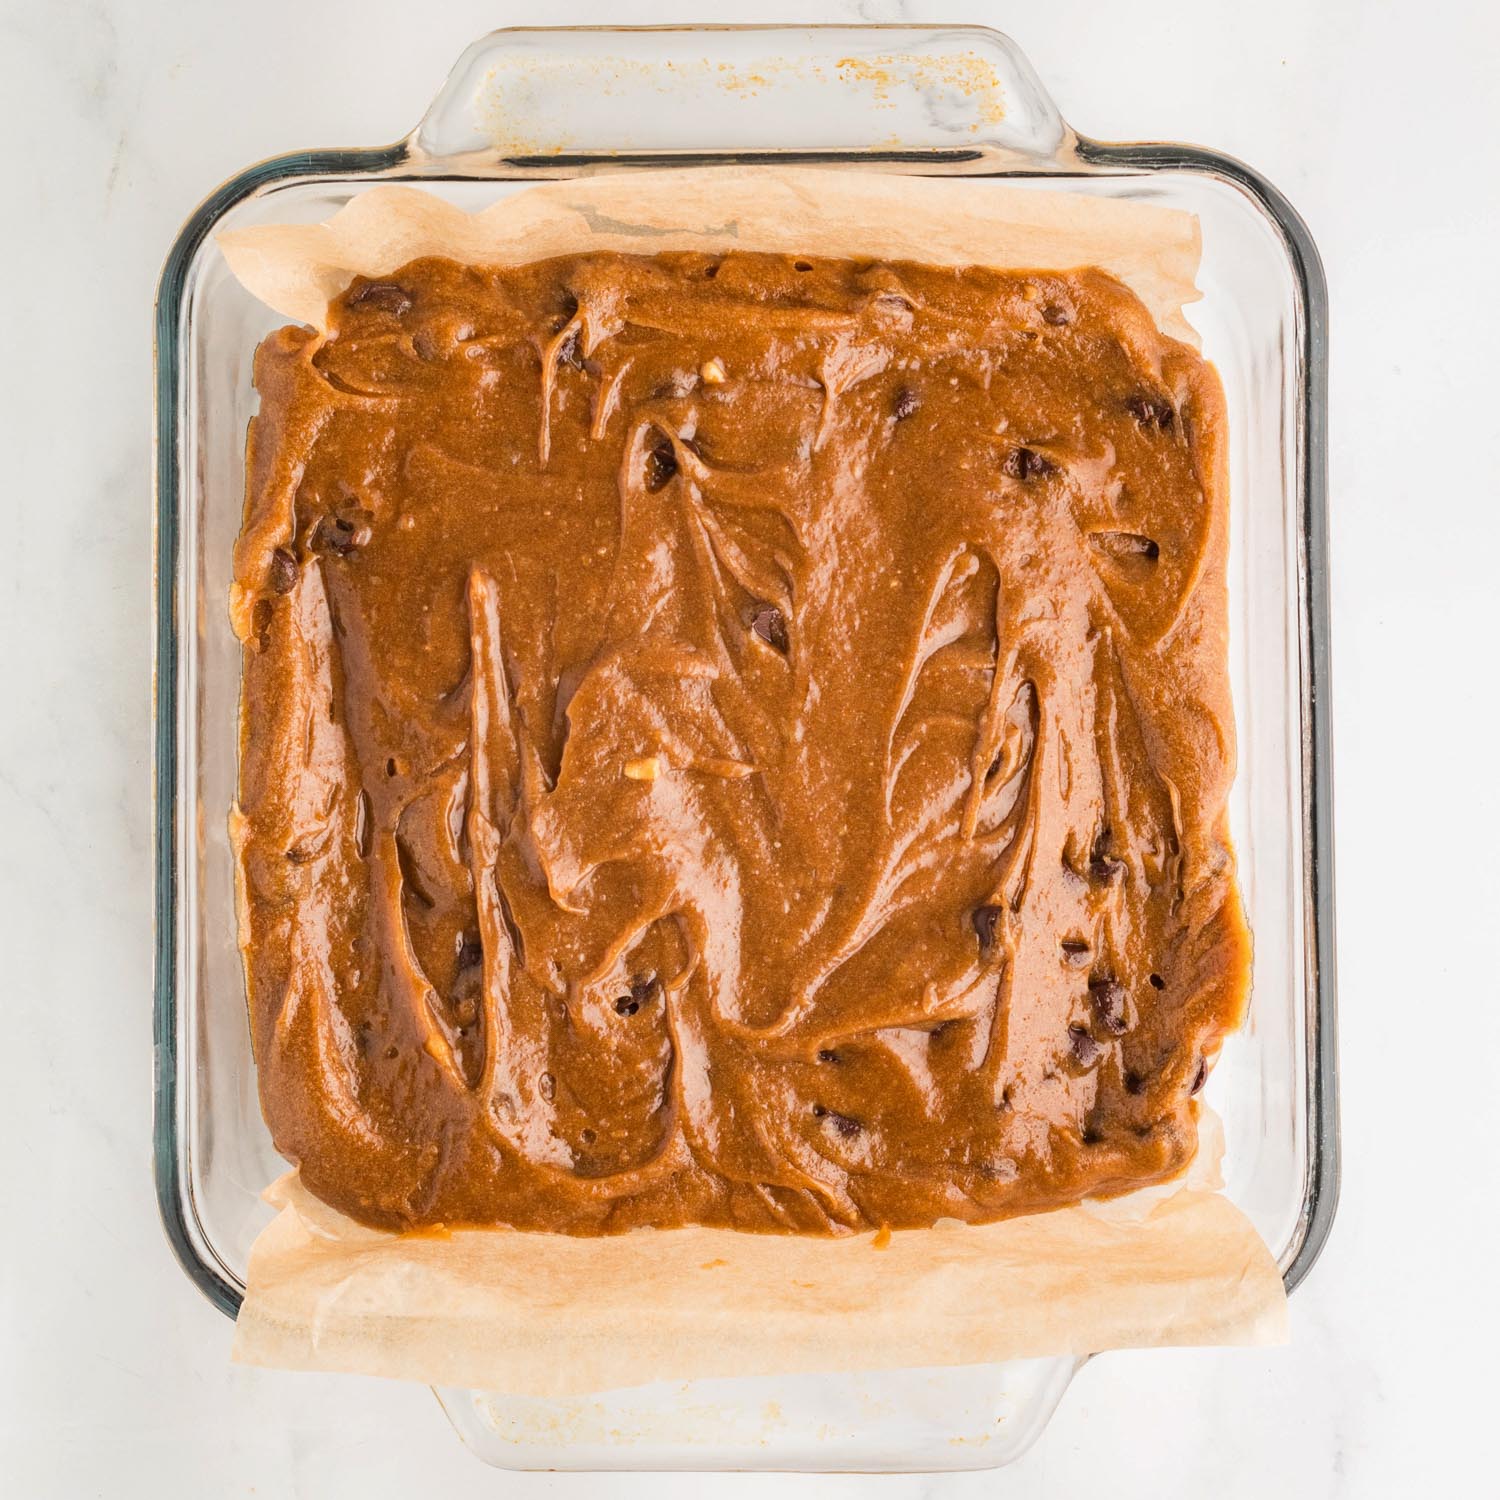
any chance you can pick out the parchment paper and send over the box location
[219,167,1203,345]
[221,168,1283,1395]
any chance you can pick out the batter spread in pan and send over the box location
[231,249,1249,1234]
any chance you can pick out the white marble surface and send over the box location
[2,0,1497,1493]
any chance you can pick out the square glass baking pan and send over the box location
[152,23,1337,1473]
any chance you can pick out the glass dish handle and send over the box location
[408,25,1075,166]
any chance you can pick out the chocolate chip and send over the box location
[1041,303,1071,326]
[1149,973,1165,991]
[1092,531,1160,562]
[793,260,813,273]
[1189,1056,1209,1094]
[748,603,789,653]
[972,904,1003,953]
[285,843,314,865]
[981,1157,1019,1182]
[455,933,483,972]
[539,1071,556,1102]
[1088,977,1129,1035]
[1089,827,1126,884]
[1081,1123,1103,1145]
[453,995,478,1028]
[813,1104,861,1137]
[893,387,921,421]
[385,1044,399,1061]
[1068,1024,1100,1067]
[349,281,412,317]
[312,514,370,557]
[580,1127,596,1145]
[1059,938,1092,968]
[643,437,678,492]
[615,973,659,1017]
[268,547,298,594]
[1125,394,1174,430]
[1123,1068,1146,1095]
[817,1048,839,1063]
[1002,446,1055,480]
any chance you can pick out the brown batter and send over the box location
[231,249,1249,1235]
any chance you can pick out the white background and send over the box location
[2,0,1496,1495]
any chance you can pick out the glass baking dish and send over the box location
[152,23,1337,1473]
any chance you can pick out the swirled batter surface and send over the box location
[232,250,1249,1234]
